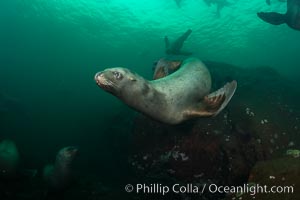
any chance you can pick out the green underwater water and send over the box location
[0,0,300,198]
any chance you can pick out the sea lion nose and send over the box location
[94,72,103,83]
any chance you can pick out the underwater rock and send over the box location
[236,157,300,200]
[129,61,300,199]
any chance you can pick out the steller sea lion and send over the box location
[43,146,78,191]
[258,0,300,31]
[0,139,37,180]
[95,57,237,125]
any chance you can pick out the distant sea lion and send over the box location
[95,57,237,125]
[43,146,78,191]
[0,139,20,178]
[174,0,182,7]
[203,0,231,17]
[258,0,300,30]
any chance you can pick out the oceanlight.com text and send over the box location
[124,183,294,196]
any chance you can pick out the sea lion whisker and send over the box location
[102,79,119,90]
[106,80,119,89]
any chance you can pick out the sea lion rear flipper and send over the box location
[183,81,237,118]
[206,80,237,116]
[257,12,286,25]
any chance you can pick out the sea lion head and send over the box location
[95,67,141,98]
[56,146,78,166]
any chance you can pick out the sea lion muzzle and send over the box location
[94,72,104,85]
[94,71,117,94]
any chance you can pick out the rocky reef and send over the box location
[129,61,300,199]
[235,157,300,200]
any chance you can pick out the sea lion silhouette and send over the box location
[43,146,78,191]
[258,0,300,30]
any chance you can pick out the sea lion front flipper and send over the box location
[172,29,192,51]
[153,59,182,80]
[153,58,170,80]
[257,12,286,25]
[168,61,182,71]
[153,65,169,80]
[183,81,237,118]
[176,29,192,47]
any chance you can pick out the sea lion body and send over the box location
[95,58,237,125]
[149,58,211,124]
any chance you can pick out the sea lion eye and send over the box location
[112,71,123,80]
